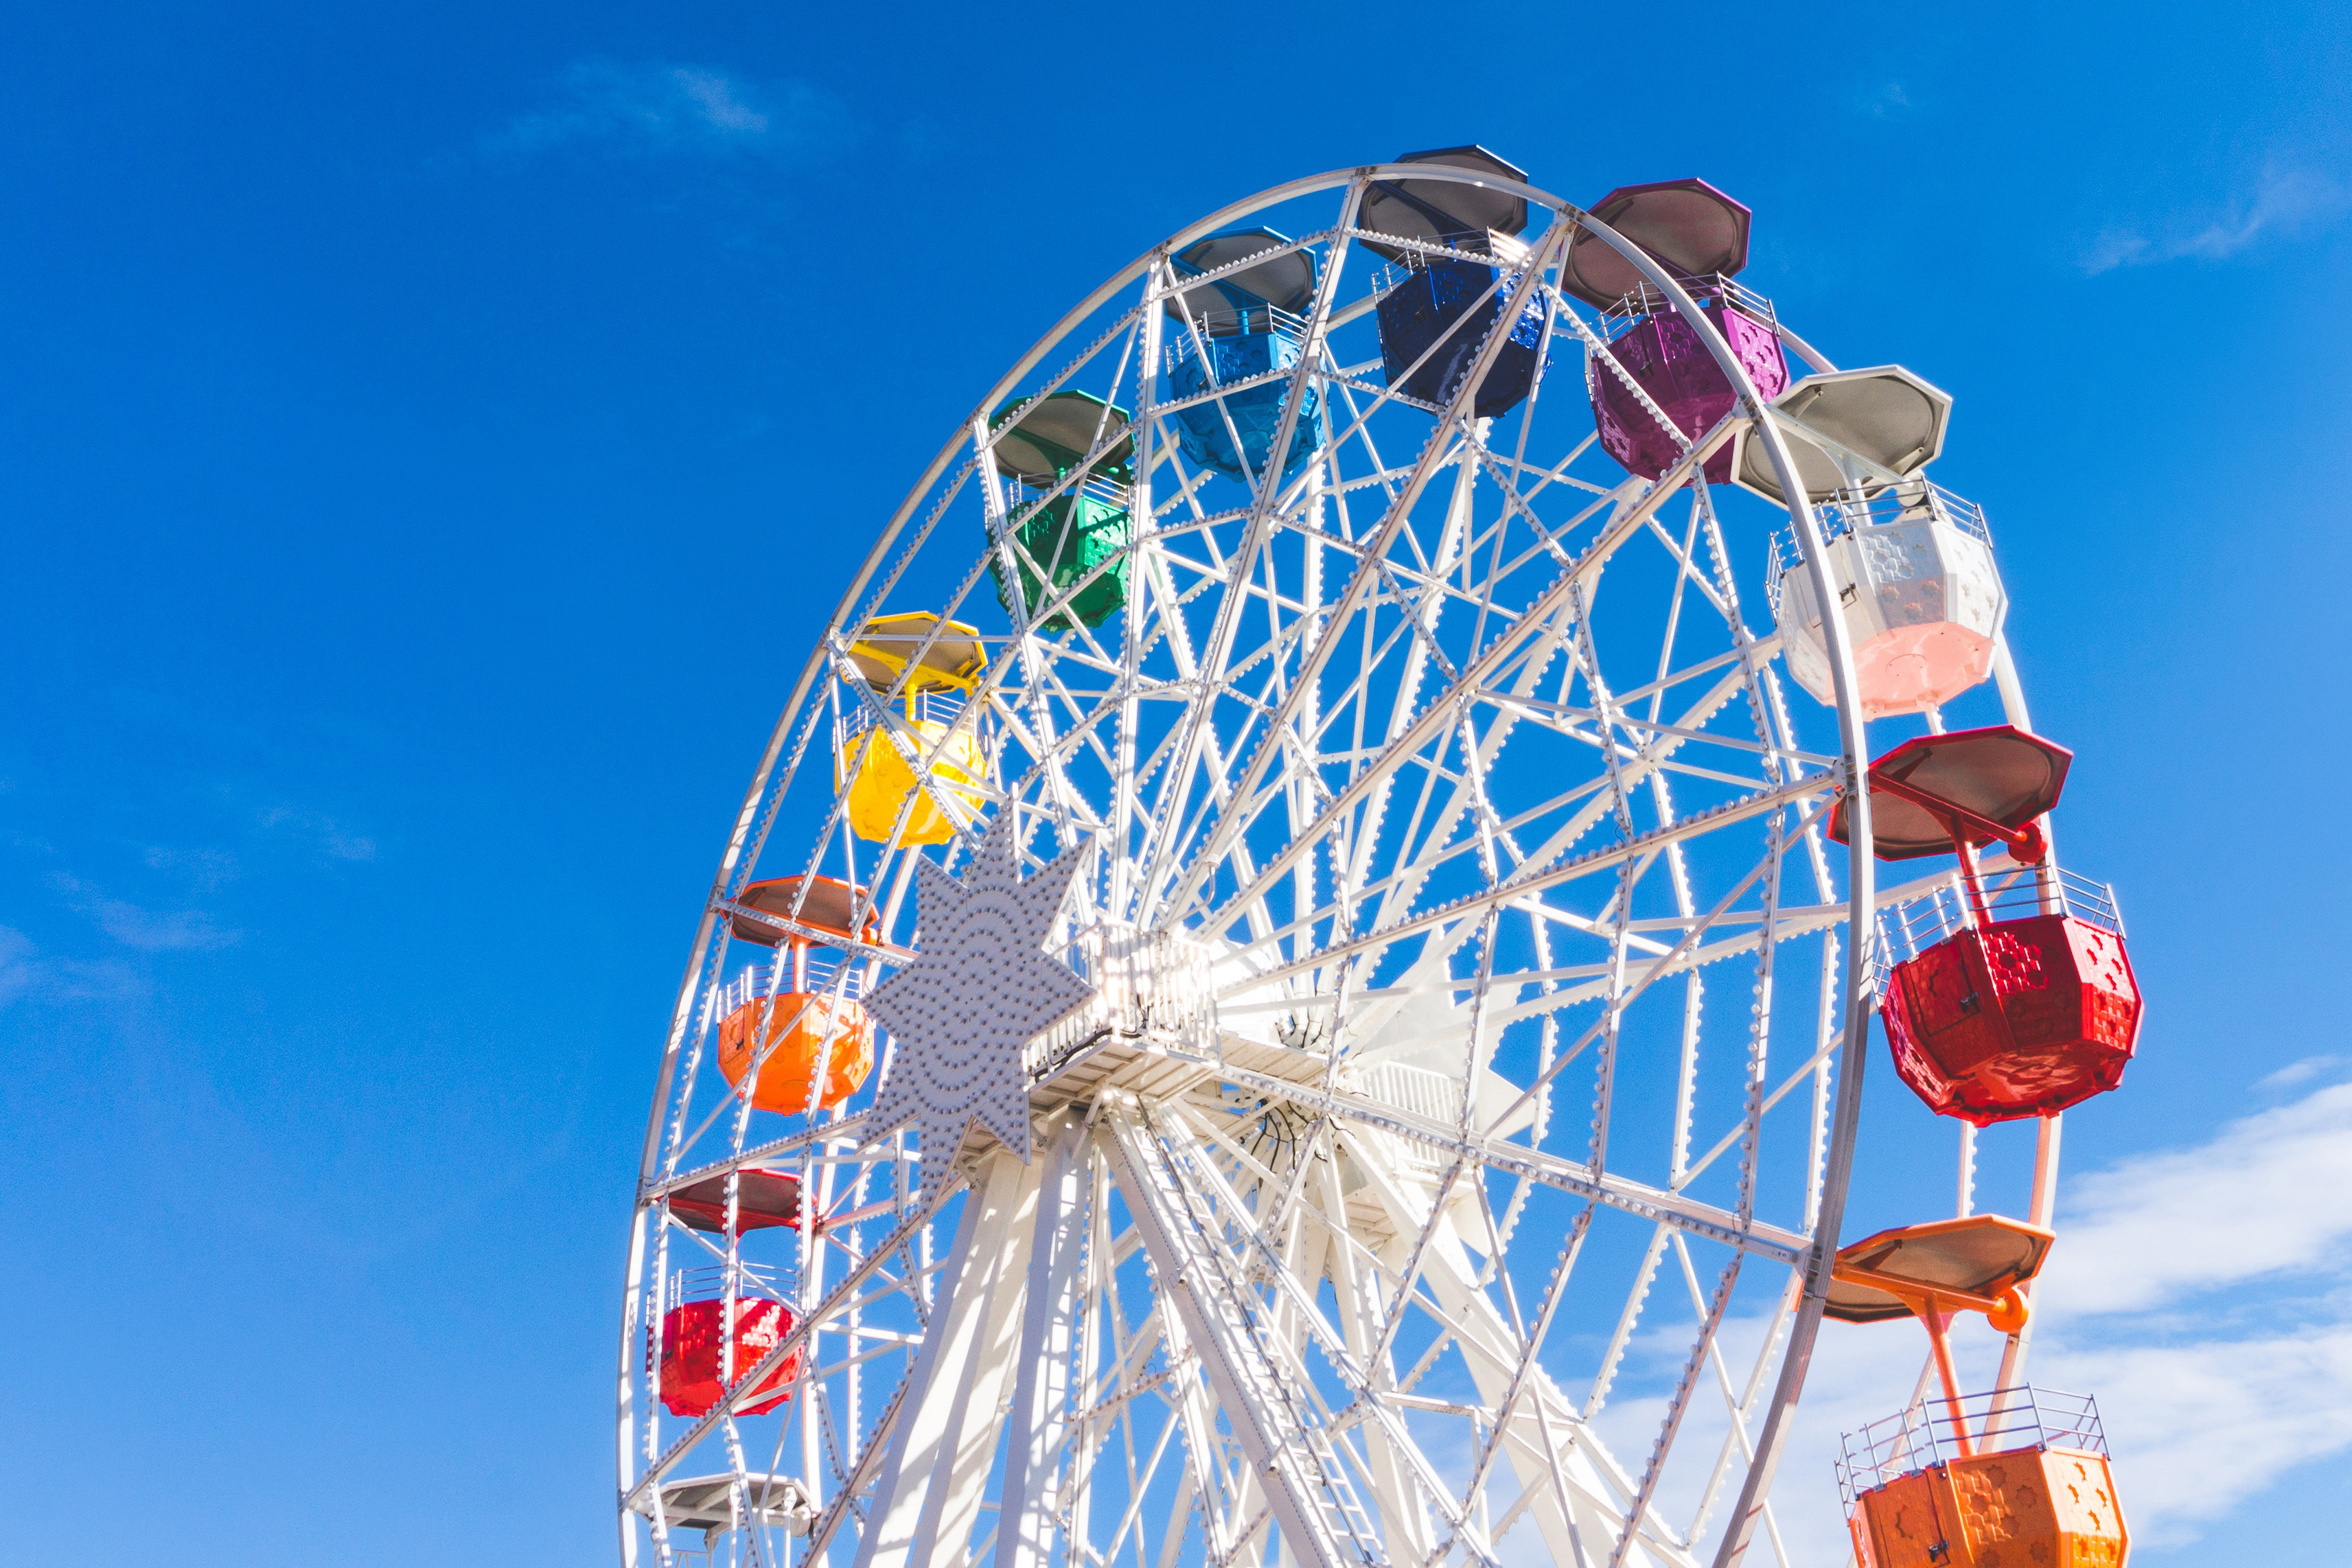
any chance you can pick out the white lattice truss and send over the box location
[614,165,2062,1568]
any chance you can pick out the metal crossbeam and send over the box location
[1098,1107,1390,1568]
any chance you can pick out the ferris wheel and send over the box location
[614,154,2143,1568]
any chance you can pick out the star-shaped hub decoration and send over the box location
[863,815,1096,1201]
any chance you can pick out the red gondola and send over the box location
[1834,726,2143,1122]
[658,1293,803,1419]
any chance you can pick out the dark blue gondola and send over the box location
[1163,229,1324,484]
[1363,146,1552,419]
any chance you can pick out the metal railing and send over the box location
[1164,303,1310,373]
[892,688,967,726]
[1026,921,1221,1080]
[1004,470,1131,522]
[1859,862,2124,1002]
[1876,860,2128,969]
[1367,227,1534,297]
[1764,479,1994,616]
[1763,530,1795,616]
[712,967,765,1017]
[1597,273,1780,341]
[836,687,968,746]
[665,1260,785,1310]
[1820,480,1993,546]
[713,959,864,1019]
[1837,1385,2107,1503]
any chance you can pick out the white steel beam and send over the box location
[1097,1107,1388,1568]
[1315,1156,1437,1563]
[993,1113,1091,1568]
[855,1149,1043,1568]
[1345,1134,1696,1568]
[1218,1064,1808,1265]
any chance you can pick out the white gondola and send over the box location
[1773,479,2008,718]
[1736,364,2007,717]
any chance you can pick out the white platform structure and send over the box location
[609,161,2065,1568]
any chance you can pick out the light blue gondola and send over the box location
[1163,229,1324,484]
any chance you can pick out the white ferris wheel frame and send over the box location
[608,163,2065,1568]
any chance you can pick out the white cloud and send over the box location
[49,872,242,952]
[2038,1330,2352,1545]
[2255,1054,2342,1091]
[0,925,49,1006]
[2037,1082,2352,1315]
[671,68,768,134]
[256,803,376,862]
[1861,82,1912,117]
[0,925,141,1006]
[143,844,241,892]
[93,902,240,952]
[2082,166,2349,273]
[487,61,843,158]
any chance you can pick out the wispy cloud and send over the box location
[49,872,242,952]
[1862,81,1913,116]
[143,844,242,893]
[2083,165,2349,273]
[2257,1053,2343,1091]
[0,926,141,1007]
[2039,1081,2352,1315]
[2041,1328,2352,1545]
[255,803,375,863]
[487,61,844,159]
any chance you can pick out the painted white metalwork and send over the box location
[614,163,1904,1568]
[864,811,1096,1200]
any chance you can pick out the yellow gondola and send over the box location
[835,612,989,845]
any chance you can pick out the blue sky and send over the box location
[3,2,2349,1563]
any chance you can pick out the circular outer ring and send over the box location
[615,164,1881,1568]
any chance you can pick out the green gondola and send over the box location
[985,391,1133,632]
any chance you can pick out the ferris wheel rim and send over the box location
[618,161,1889,1568]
